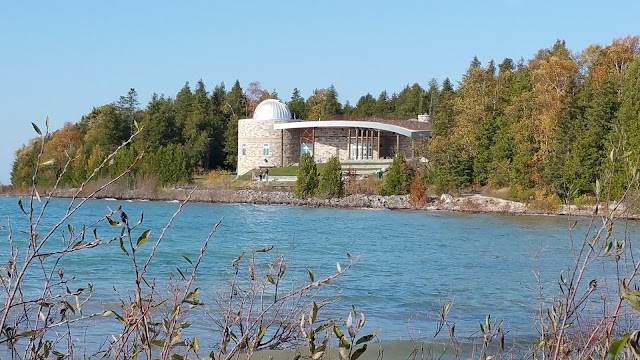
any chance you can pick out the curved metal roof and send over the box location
[273,120,431,137]
[253,99,292,120]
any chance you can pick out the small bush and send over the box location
[207,168,231,185]
[572,193,594,208]
[294,152,318,199]
[317,156,344,199]
[379,153,414,196]
[528,190,562,213]
[408,173,427,208]
[345,178,381,196]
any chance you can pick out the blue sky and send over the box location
[1,0,638,184]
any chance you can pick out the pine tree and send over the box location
[295,152,318,199]
[353,93,376,117]
[116,88,139,139]
[288,88,307,119]
[223,80,246,169]
[317,156,344,198]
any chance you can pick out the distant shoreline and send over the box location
[2,184,634,220]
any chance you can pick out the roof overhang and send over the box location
[273,120,430,138]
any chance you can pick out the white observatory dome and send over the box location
[253,99,292,120]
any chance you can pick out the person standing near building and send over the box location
[265,168,269,182]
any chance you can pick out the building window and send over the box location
[241,144,246,156]
[262,143,270,156]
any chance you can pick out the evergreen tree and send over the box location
[295,152,318,199]
[140,93,177,149]
[616,57,640,152]
[288,88,307,119]
[324,85,343,116]
[393,83,424,118]
[208,82,228,169]
[223,80,246,169]
[116,88,139,139]
[184,79,213,170]
[430,79,455,136]
[317,156,344,198]
[374,90,392,117]
[174,82,193,139]
[353,93,376,117]
[424,78,440,116]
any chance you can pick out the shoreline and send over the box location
[2,184,636,220]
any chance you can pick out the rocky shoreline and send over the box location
[15,185,630,219]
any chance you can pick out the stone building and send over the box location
[237,99,431,176]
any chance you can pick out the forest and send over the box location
[10,35,640,201]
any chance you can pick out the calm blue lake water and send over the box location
[0,195,632,356]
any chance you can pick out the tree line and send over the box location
[11,35,640,200]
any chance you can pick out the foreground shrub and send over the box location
[317,156,344,199]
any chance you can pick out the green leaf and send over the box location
[608,333,629,360]
[171,305,180,319]
[119,237,129,256]
[257,326,266,342]
[351,344,368,360]
[32,122,42,135]
[307,269,315,282]
[192,336,199,352]
[150,339,165,347]
[185,288,199,301]
[18,330,37,337]
[266,274,275,284]
[315,320,335,334]
[17,199,26,215]
[622,286,640,314]
[134,212,144,227]
[310,302,318,324]
[136,229,151,247]
[334,326,350,348]
[171,354,184,360]
[106,216,121,227]
[176,267,187,281]
[356,334,375,345]
[102,310,113,317]
[183,255,193,265]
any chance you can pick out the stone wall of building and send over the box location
[313,128,348,163]
[237,119,299,175]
